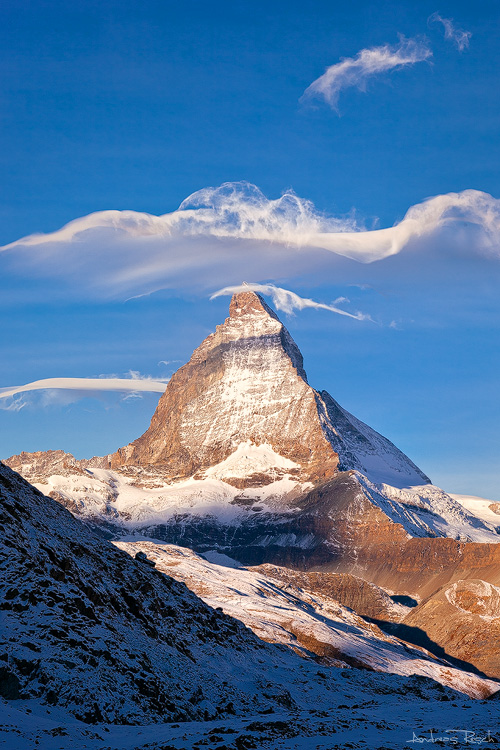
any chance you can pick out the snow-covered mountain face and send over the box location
[110,291,429,488]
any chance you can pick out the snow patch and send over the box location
[445,580,500,621]
[204,441,298,480]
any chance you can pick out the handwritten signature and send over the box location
[407,729,496,745]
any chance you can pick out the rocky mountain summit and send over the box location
[110,291,430,488]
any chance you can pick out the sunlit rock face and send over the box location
[110,291,340,485]
[402,579,500,679]
[109,291,429,489]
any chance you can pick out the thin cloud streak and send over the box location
[429,13,471,51]
[301,37,432,110]
[0,377,169,402]
[211,283,372,321]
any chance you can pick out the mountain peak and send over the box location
[110,293,338,482]
[229,290,279,321]
[109,293,429,489]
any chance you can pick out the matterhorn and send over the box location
[6,290,500,719]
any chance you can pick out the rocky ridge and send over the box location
[0,461,341,723]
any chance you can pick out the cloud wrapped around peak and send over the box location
[211,283,371,321]
[301,37,432,110]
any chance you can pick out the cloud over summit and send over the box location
[211,283,371,321]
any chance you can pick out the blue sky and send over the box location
[1,0,499,499]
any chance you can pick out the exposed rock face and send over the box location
[110,292,338,484]
[338,535,500,600]
[402,579,500,679]
[108,291,429,488]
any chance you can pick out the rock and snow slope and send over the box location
[402,578,500,679]
[451,493,500,530]
[0,461,345,723]
[4,673,500,750]
[2,461,500,750]
[114,540,499,699]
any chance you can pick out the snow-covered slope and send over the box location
[6,443,498,545]
[114,540,499,699]
[0,461,356,724]
[451,493,500,530]
[358,474,500,543]
[321,392,430,487]
[4,671,500,750]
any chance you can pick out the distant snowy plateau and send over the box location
[3,291,500,749]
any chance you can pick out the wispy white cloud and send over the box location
[429,13,471,51]
[210,283,372,321]
[0,376,169,410]
[301,36,432,110]
[2,183,500,302]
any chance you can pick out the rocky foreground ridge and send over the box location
[6,459,500,750]
[0,461,333,723]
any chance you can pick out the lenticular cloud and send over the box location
[1,182,500,300]
[0,377,169,412]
